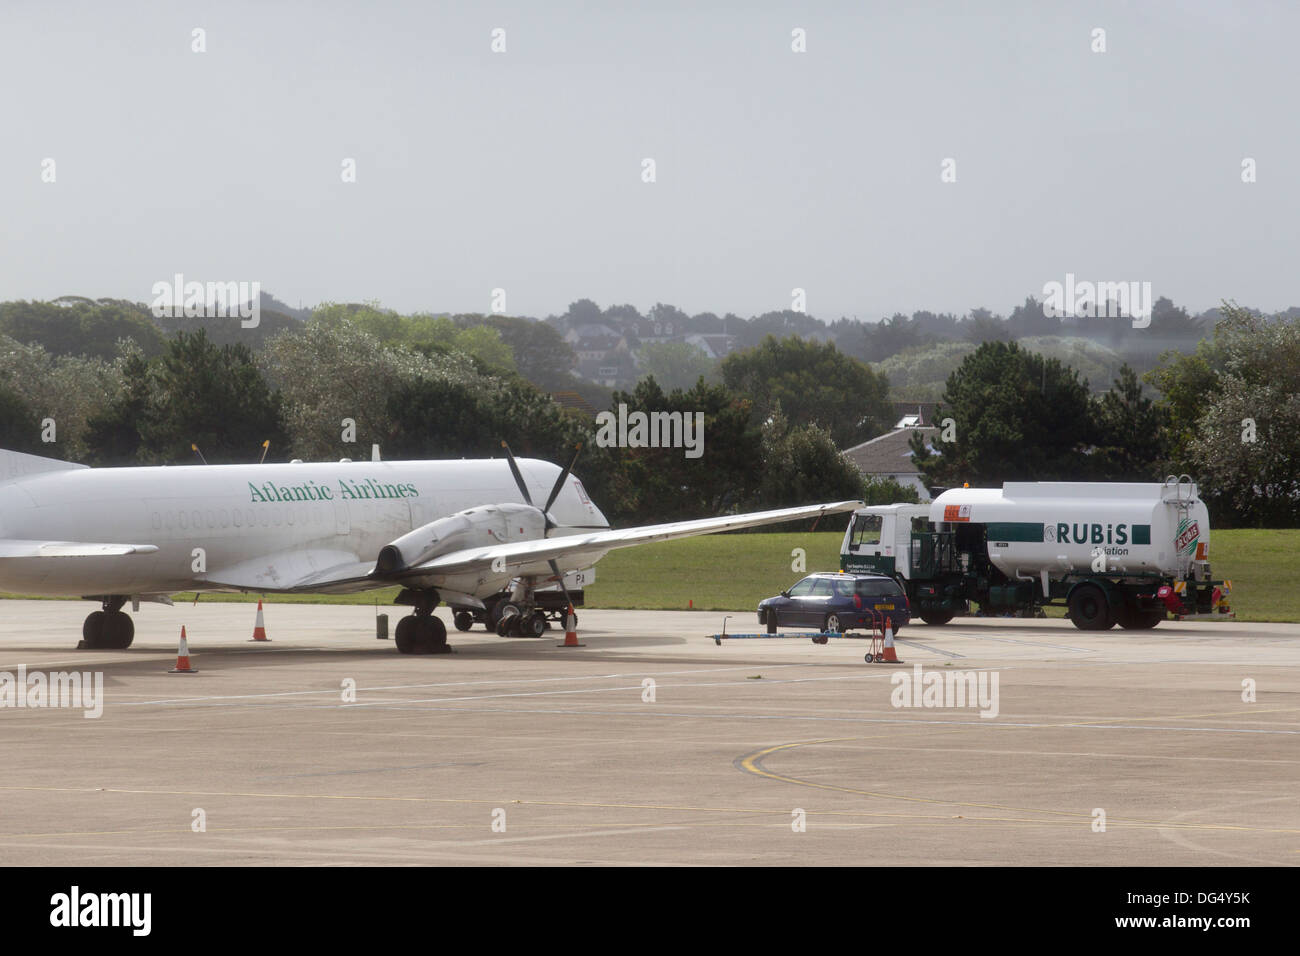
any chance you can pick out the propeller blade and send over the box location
[548,558,577,619]
[542,443,583,517]
[500,440,533,506]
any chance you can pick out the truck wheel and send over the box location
[1069,585,1114,630]
[919,610,954,626]
[1130,610,1163,629]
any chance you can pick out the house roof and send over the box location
[842,426,938,476]
[550,391,598,417]
[889,401,939,428]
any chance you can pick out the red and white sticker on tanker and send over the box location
[1175,519,1200,555]
[943,504,972,522]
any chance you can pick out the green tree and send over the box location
[0,334,124,460]
[85,331,286,465]
[720,335,891,448]
[261,317,480,460]
[605,377,761,523]
[910,341,1096,486]
[1179,305,1300,526]
[636,341,716,392]
[0,383,42,453]
[1090,364,1169,480]
[753,407,869,521]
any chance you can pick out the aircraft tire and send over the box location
[395,615,419,654]
[453,611,475,632]
[420,615,449,653]
[103,611,134,649]
[81,610,107,649]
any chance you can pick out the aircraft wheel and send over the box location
[453,611,475,632]
[81,610,107,649]
[419,615,449,654]
[395,615,419,654]
[103,611,134,649]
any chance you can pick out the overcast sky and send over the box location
[2,0,1296,321]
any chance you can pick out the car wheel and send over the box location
[824,613,843,634]
[765,613,777,634]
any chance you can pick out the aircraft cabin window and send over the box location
[178,511,188,530]
[151,512,160,530]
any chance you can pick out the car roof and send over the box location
[810,572,894,581]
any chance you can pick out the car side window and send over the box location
[787,578,816,597]
[809,579,834,596]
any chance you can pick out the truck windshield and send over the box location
[850,514,882,548]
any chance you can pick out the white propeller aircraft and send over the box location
[0,444,860,654]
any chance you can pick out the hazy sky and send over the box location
[2,0,1296,321]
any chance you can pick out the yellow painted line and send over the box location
[737,738,1300,834]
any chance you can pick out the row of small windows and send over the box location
[150,504,333,532]
[147,501,409,534]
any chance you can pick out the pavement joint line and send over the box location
[115,662,812,706]
[297,701,1300,734]
[2,783,1294,836]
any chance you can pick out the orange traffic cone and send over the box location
[169,626,199,673]
[879,618,902,663]
[556,605,584,648]
[249,600,270,642]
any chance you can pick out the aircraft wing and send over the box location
[401,500,863,577]
[0,540,158,558]
[196,500,861,594]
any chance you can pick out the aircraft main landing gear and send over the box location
[393,589,449,655]
[80,596,134,650]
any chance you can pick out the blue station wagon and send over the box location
[758,572,911,634]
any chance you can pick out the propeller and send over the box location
[548,558,577,620]
[542,443,583,519]
[501,441,533,506]
[501,440,583,534]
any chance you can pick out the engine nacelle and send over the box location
[375,503,545,574]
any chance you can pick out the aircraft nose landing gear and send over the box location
[80,596,134,650]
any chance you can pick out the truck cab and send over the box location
[839,503,930,580]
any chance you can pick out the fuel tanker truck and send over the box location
[839,477,1233,630]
